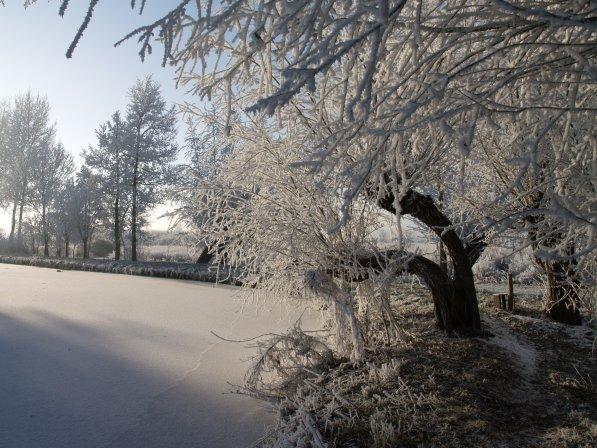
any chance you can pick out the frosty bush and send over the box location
[91,238,113,258]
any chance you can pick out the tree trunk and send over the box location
[114,196,121,260]
[437,189,448,274]
[543,262,581,325]
[377,188,483,334]
[438,242,448,274]
[42,204,49,257]
[83,239,89,259]
[17,195,25,241]
[65,235,70,258]
[525,210,582,325]
[9,199,17,240]
[130,156,139,262]
[353,251,480,335]
[196,246,213,264]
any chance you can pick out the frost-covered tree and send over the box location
[86,111,131,260]
[0,92,54,243]
[72,165,104,259]
[458,106,595,325]
[125,76,178,261]
[30,140,74,256]
[52,178,78,257]
[174,110,234,262]
[0,100,12,209]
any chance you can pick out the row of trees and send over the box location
[0,77,178,260]
[16,1,597,337]
[84,76,178,261]
[0,92,73,256]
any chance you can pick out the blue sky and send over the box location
[0,1,198,231]
[0,1,191,157]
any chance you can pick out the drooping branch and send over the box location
[65,0,100,59]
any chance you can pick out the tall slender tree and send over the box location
[72,166,104,259]
[86,111,131,260]
[30,141,73,256]
[52,178,78,258]
[2,93,54,244]
[125,76,178,261]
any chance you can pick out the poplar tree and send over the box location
[72,166,103,259]
[2,93,54,244]
[30,141,73,256]
[86,111,131,260]
[125,76,178,261]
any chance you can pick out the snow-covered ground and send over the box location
[0,264,319,448]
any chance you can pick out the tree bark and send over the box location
[114,195,121,260]
[17,193,25,241]
[196,246,213,264]
[65,235,69,258]
[130,154,139,262]
[83,238,89,259]
[9,199,17,240]
[438,242,448,274]
[375,187,484,334]
[42,204,49,257]
[525,210,582,325]
[437,189,448,274]
[541,260,581,325]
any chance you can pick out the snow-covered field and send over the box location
[0,264,318,448]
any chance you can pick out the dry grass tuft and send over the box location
[252,288,596,447]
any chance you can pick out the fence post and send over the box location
[507,273,514,310]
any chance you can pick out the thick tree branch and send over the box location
[326,249,455,332]
[376,186,486,268]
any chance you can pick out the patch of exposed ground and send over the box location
[257,287,596,448]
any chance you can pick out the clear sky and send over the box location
[0,1,196,232]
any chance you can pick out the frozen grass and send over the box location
[139,245,195,263]
[0,255,238,284]
[253,288,596,447]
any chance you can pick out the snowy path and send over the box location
[482,316,539,378]
[479,316,542,408]
[0,264,318,448]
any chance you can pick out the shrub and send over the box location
[91,239,113,258]
[0,236,30,255]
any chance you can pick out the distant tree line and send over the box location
[0,76,178,260]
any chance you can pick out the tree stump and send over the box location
[493,293,509,310]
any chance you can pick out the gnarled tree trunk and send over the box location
[375,188,485,335]
[540,259,581,325]
[525,211,582,326]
